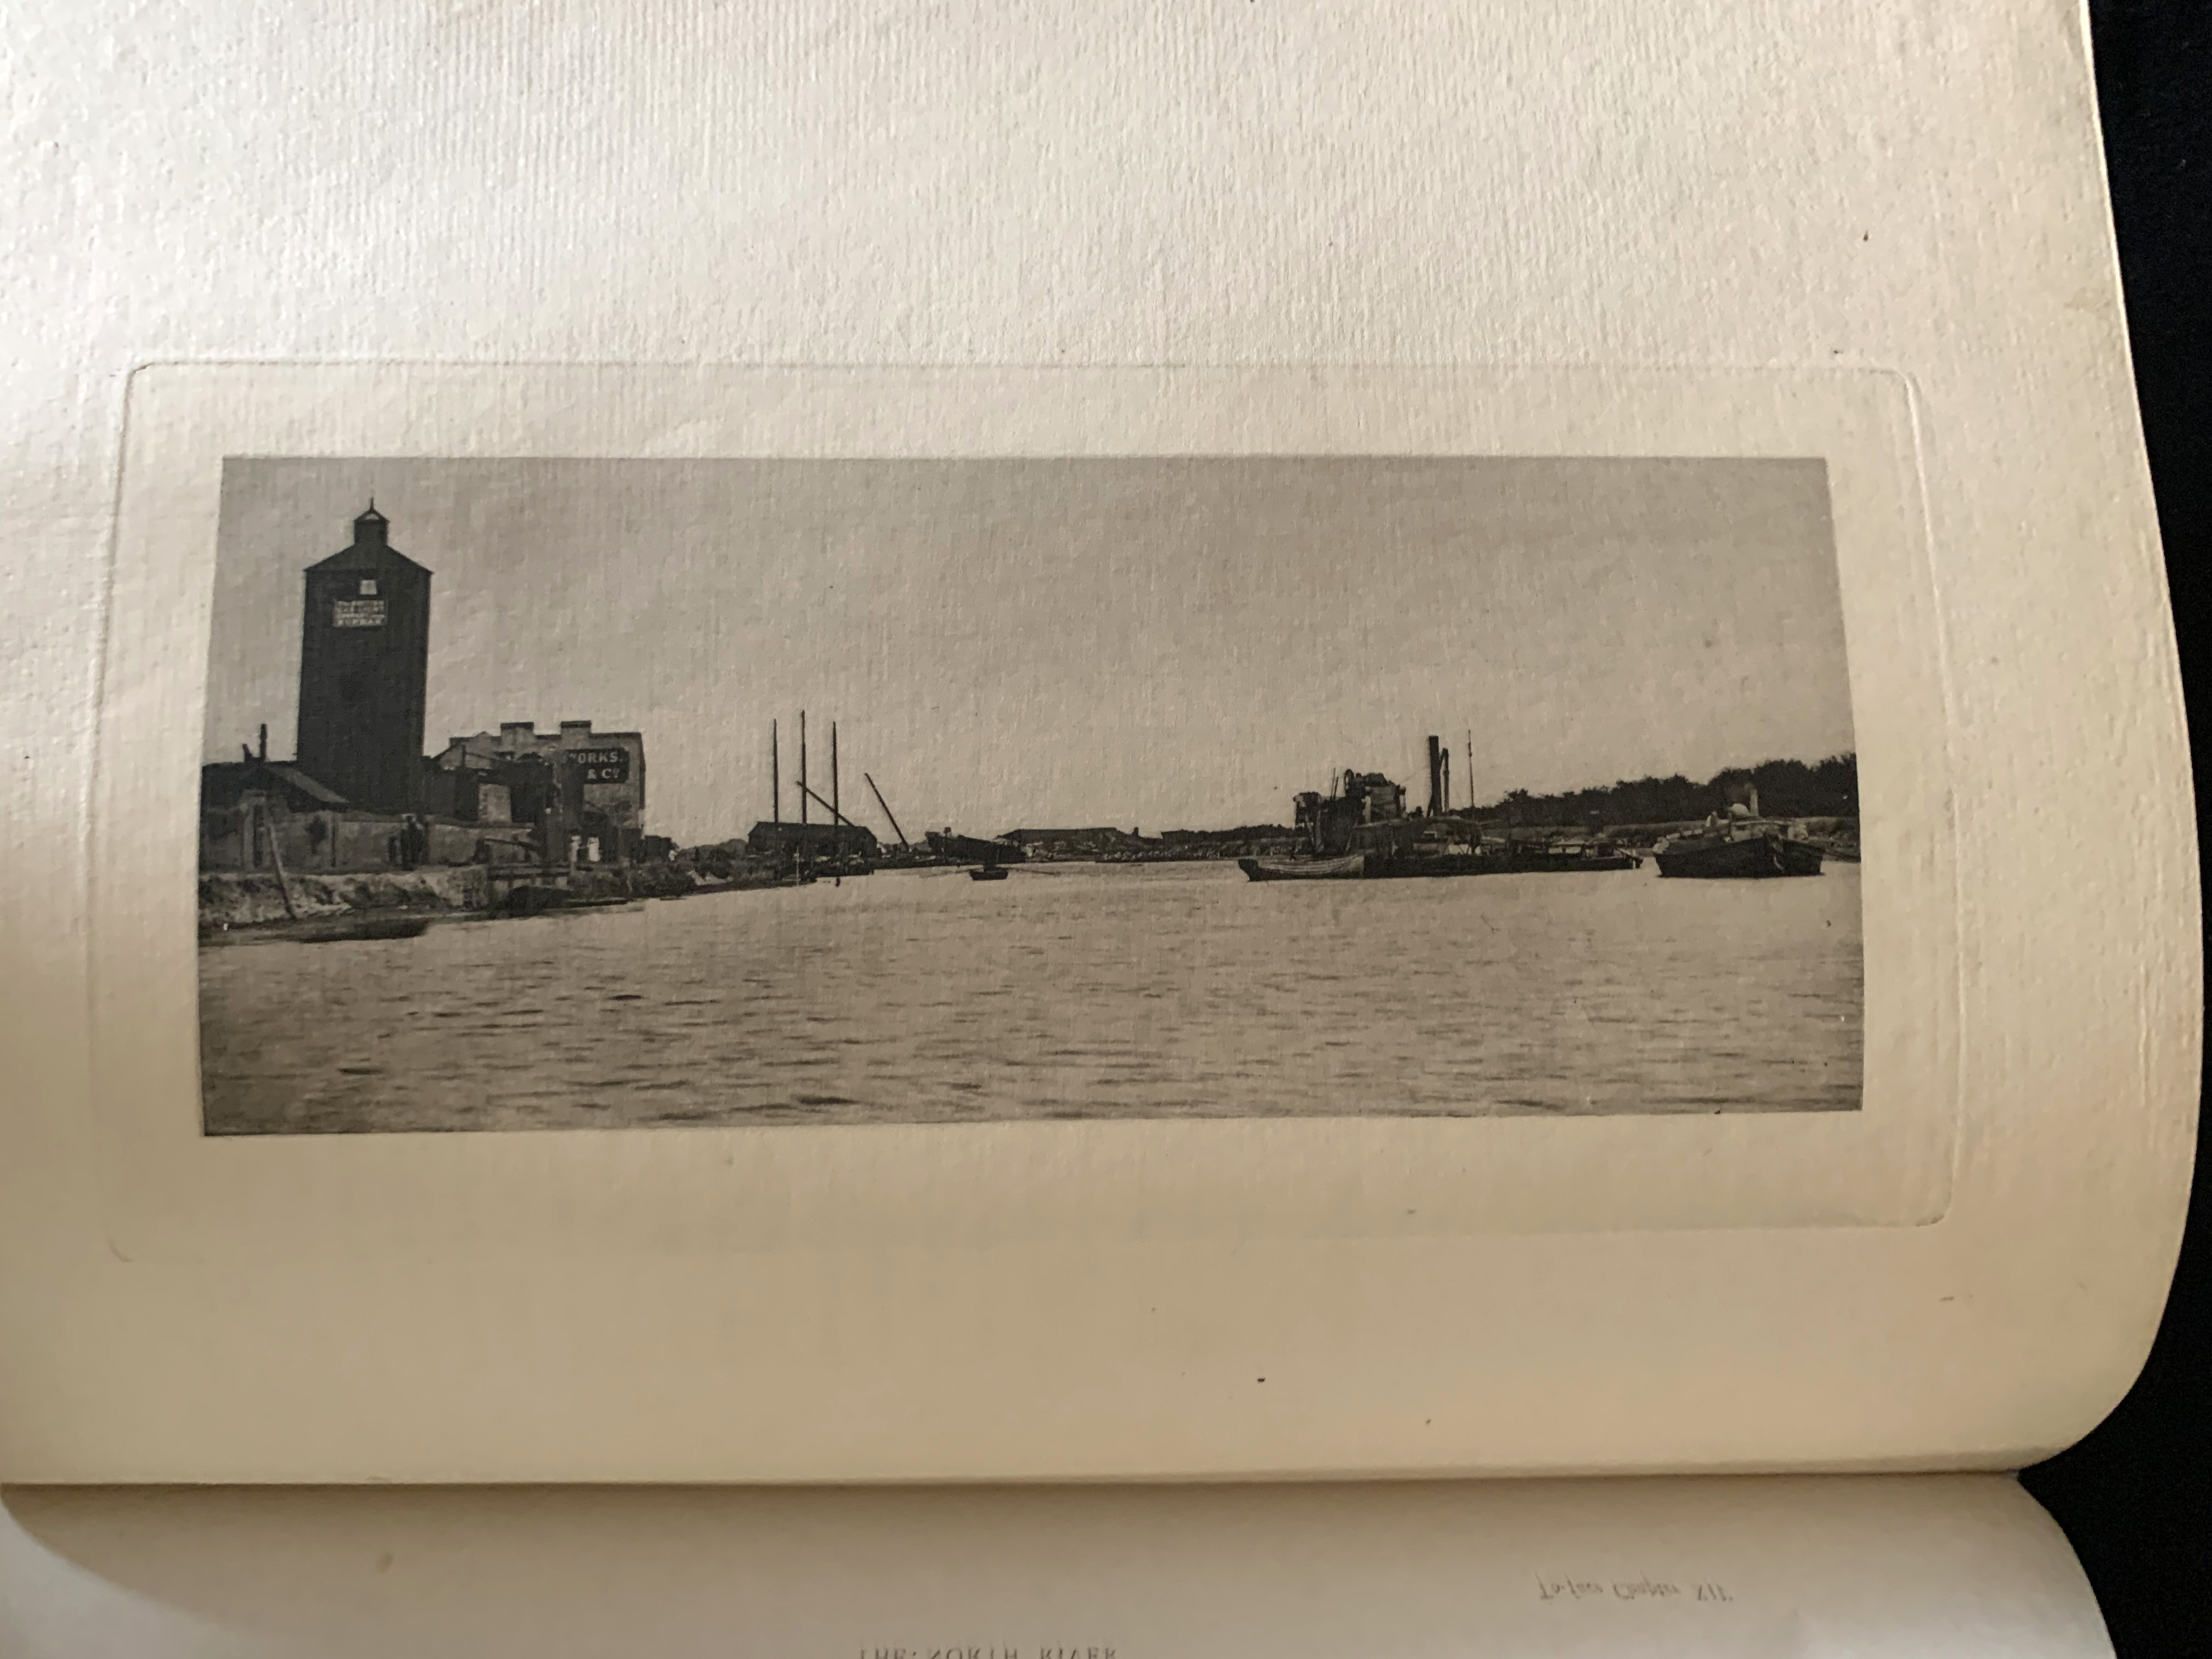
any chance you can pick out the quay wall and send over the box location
[199,868,489,930]
[567,865,697,901]
[201,806,520,874]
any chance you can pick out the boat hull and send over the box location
[1655,834,1824,878]
[1488,850,1641,874]
[1240,850,1643,882]
[201,913,433,946]
[1239,854,1368,881]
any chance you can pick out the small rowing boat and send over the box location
[1237,853,1368,882]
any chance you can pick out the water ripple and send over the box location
[199,864,1864,1133]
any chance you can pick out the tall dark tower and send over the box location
[295,505,432,812]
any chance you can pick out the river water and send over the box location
[199,861,1863,1133]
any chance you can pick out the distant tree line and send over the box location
[1474,753,1857,827]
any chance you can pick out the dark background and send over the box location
[2016,4,2211,1655]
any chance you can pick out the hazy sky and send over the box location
[208,456,1854,845]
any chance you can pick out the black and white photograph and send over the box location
[198,456,1863,1134]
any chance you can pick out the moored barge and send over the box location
[1654,828,1824,878]
[1652,787,1826,878]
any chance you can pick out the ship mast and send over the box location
[865,772,909,848]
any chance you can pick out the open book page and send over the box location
[0,3,2194,1482]
[0,1476,2113,1659]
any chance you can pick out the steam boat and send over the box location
[1237,741,1643,883]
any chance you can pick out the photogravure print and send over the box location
[197,455,1861,1135]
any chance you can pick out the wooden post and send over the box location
[798,710,809,881]
[830,721,840,876]
[259,800,300,921]
[542,806,569,882]
[771,719,780,826]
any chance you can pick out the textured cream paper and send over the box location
[0,1477,2111,1659]
[89,362,1947,1263]
[0,1,2194,1483]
